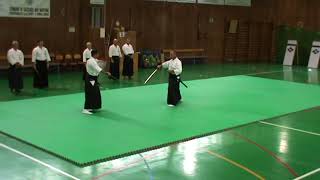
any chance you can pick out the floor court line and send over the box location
[201,70,289,79]
[92,152,160,180]
[231,132,299,177]
[0,143,80,180]
[244,70,290,76]
[293,168,320,180]
[260,121,320,136]
[207,150,265,180]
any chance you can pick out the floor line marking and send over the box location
[207,150,265,180]
[293,168,320,180]
[92,152,159,180]
[232,132,299,177]
[244,70,290,76]
[260,121,320,136]
[139,154,154,180]
[0,143,80,180]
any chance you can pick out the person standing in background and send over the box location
[122,38,134,79]
[108,39,122,80]
[82,42,92,80]
[32,40,51,89]
[7,41,24,94]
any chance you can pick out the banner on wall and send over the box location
[147,0,251,6]
[90,0,105,5]
[0,0,50,18]
[167,0,195,3]
[150,0,195,3]
[198,0,224,5]
[225,0,251,6]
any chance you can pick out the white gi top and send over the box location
[7,48,24,66]
[83,48,92,62]
[86,57,102,76]
[32,46,51,62]
[162,58,183,75]
[108,44,122,58]
[122,43,134,55]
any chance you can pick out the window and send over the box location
[91,7,104,28]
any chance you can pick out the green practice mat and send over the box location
[1,75,320,166]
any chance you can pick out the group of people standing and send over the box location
[6,38,135,95]
[108,38,134,80]
[6,38,183,115]
[82,38,135,81]
[7,40,51,94]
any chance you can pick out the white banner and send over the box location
[283,40,298,66]
[225,0,251,6]
[0,0,50,18]
[147,0,251,6]
[90,0,105,5]
[308,41,320,69]
[198,0,224,5]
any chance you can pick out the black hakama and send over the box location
[122,54,134,77]
[84,74,101,110]
[8,65,23,91]
[109,56,120,79]
[167,73,182,106]
[82,58,89,80]
[33,60,49,89]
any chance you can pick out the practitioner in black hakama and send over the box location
[157,50,183,107]
[108,39,122,80]
[83,49,111,115]
[122,39,134,79]
[7,41,24,94]
[32,40,51,89]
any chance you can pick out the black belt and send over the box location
[169,73,179,78]
[87,74,98,81]
[169,73,188,88]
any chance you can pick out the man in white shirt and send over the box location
[108,39,122,80]
[122,38,134,79]
[83,49,111,115]
[7,41,24,94]
[82,42,92,80]
[157,50,183,107]
[32,40,51,89]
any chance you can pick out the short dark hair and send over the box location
[91,49,98,57]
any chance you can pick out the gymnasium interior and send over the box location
[0,0,319,179]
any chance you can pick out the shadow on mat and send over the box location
[92,110,169,130]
